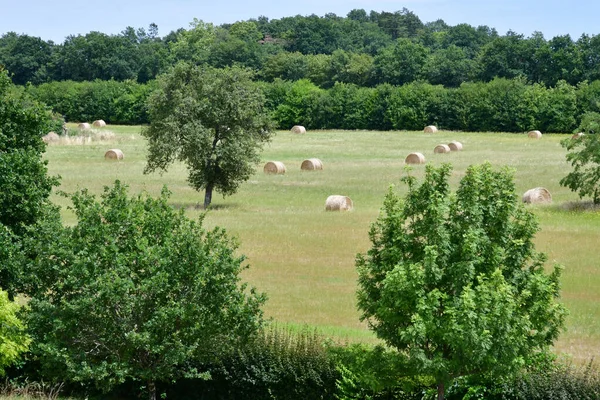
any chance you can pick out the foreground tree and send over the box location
[560,112,600,204]
[0,67,60,296]
[0,289,30,376]
[356,163,566,400]
[143,63,274,208]
[22,181,266,400]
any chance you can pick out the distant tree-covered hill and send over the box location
[2,8,600,88]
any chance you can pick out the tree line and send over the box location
[27,75,600,133]
[2,9,600,89]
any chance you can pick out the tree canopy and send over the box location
[143,63,274,208]
[21,181,266,400]
[0,67,60,296]
[356,163,567,400]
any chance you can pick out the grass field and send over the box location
[44,125,600,364]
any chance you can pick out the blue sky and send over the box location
[1,0,598,43]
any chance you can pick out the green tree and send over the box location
[374,38,428,85]
[143,63,274,209]
[560,112,600,204]
[22,181,266,400]
[273,78,325,130]
[260,51,308,82]
[0,32,54,85]
[422,45,474,87]
[169,19,216,65]
[0,288,30,376]
[0,67,60,296]
[356,163,566,400]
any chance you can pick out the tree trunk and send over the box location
[148,380,156,400]
[204,184,214,209]
[437,381,445,400]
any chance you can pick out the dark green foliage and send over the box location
[272,79,325,129]
[0,68,59,295]
[373,39,428,85]
[560,112,600,204]
[356,163,566,399]
[0,33,54,85]
[386,82,448,130]
[27,79,154,124]
[20,181,266,399]
[23,72,598,133]
[143,63,274,208]
[168,327,339,400]
[439,359,600,400]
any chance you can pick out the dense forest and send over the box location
[2,8,600,132]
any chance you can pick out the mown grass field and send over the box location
[45,124,600,364]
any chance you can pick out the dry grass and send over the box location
[43,127,600,363]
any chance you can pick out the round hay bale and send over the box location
[291,125,306,134]
[300,158,323,171]
[78,122,91,130]
[448,141,463,151]
[92,119,106,127]
[528,130,542,139]
[405,152,426,165]
[104,149,124,160]
[434,144,451,154]
[424,125,438,133]
[325,195,353,211]
[42,131,60,143]
[572,132,585,139]
[522,187,552,204]
[263,161,286,174]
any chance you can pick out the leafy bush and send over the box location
[560,111,600,204]
[19,181,266,400]
[27,79,153,124]
[0,289,30,376]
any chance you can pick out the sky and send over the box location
[0,0,598,43]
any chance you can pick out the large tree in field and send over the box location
[21,181,266,400]
[356,163,566,400]
[143,63,274,208]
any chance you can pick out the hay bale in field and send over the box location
[522,187,552,204]
[405,152,425,164]
[92,119,106,127]
[291,125,306,134]
[104,148,124,160]
[434,144,451,154]
[572,132,585,139]
[263,161,286,174]
[301,158,323,171]
[78,122,91,130]
[528,130,542,139]
[448,141,463,151]
[42,131,59,143]
[424,125,438,133]
[325,195,353,211]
